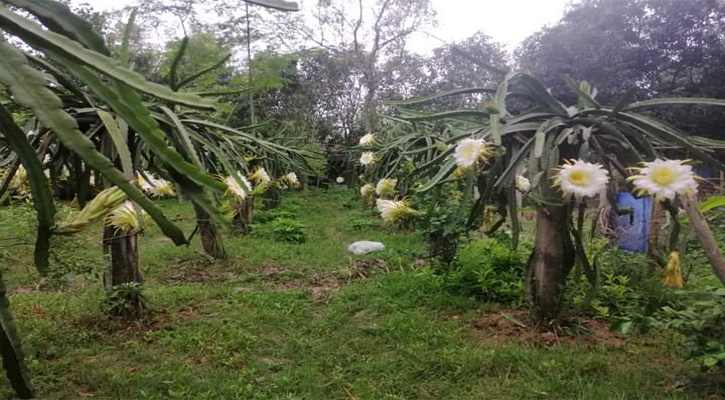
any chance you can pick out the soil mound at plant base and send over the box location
[470,309,627,348]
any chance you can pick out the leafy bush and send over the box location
[350,218,380,231]
[681,209,725,281]
[415,194,468,264]
[660,287,725,369]
[255,210,299,224]
[271,218,307,244]
[569,248,678,332]
[443,238,527,303]
[47,236,101,288]
[103,283,148,318]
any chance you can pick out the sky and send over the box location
[411,0,575,53]
[74,0,575,53]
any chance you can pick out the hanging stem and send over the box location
[680,194,725,285]
[246,2,256,125]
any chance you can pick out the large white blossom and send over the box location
[106,201,146,234]
[359,133,378,146]
[375,178,397,198]
[138,172,175,198]
[286,172,299,186]
[148,179,175,198]
[515,175,531,193]
[225,173,252,200]
[454,138,494,168]
[360,183,375,198]
[359,152,377,166]
[249,167,271,186]
[628,159,697,200]
[336,176,345,184]
[552,160,609,199]
[376,199,419,223]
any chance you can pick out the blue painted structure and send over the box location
[614,192,652,253]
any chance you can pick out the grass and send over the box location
[0,188,715,399]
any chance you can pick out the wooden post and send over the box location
[681,194,725,285]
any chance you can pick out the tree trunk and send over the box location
[0,269,34,399]
[527,204,575,323]
[647,200,665,267]
[193,202,226,260]
[233,198,254,234]
[103,226,142,287]
[681,194,725,285]
[264,187,281,210]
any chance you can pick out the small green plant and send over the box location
[660,287,725,369]
[103,283,148,318]
[47,236,101,288]
[271,218,307,244]
[350,218,380,231]
[570,248,677,333]
[444,238,527,303]
[255,210,299,224]
[416,197,467,265]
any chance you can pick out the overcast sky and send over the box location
[75,0,575,53]
[411,0,575,53]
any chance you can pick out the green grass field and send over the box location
[0,189,714,399]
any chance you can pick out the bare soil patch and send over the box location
[163,258,236,285]
[469,309,626,348]
[78,307,203,336]
[256,259,390,302]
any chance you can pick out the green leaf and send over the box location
[386,87,495,106]
[243,0,299,11]
[191,88,249,97]
[699,196,725,214]
[176,53,232,91]
[118,9,137,67]
[611,111,725,171]
[607,88,637,120]
[494,137,534,189]
[400,110,496,122]
[0,39,188,246]
[0,270,35,399]
[169,36,189,91]
[529,193,566,207]
[0,7,215,109]
[564,75,601,109]
[533,123,547,158]
[50,53,227,193]
[490,116,501,146]
[627,97,725,111]
[501,312,527,328]
[97,110,133,177]
[703,357,719,367]
[4,0,109,55]
[0,104,56,274]
[157,106,203,167]
[24,52,87,101]
[611,320,633,334]
[512,73,568,115]
[416,157,457,193]
[532,120,565,159]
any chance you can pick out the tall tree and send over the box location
[296,0,436,133]
[516,0,725,136]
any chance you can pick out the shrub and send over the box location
[417,202,467,265]
[569,248,678,332]
[660,287,725,369]
[255,210,298,224]
[271,218,307,244]
[444,238,527,303]
[350,218,380,231]
[103,283,148,318]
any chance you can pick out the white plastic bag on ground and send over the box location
[347,241,385,255]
